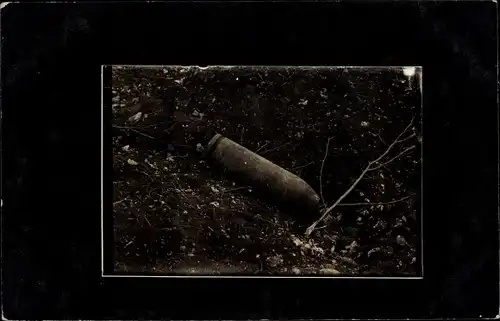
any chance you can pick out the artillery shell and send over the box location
[205,134,320,213]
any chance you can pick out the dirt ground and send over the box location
[110,65,421,276]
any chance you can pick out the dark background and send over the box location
[2,2,498,319]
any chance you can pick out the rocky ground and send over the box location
[110,65,421,276]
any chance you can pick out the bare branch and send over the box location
[369,117,414,166]
[259,142,291,155]
[319,137,333,206]
[305,118,416,237]
[370,130,388,146]
[337,194,413,206]
[396,132,416,143]
[113,125,156,140]
[369,145,416,171]
[305,165,371,236]
[292,161,314,171]
[255,141,270,153]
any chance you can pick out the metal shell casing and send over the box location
[205,134,321,213]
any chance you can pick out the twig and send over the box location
[259,142,291,155]
[169,153,189,158]
[369,117,414,166]
[113,199,125,206]
[397,132,416,143]
[369,145,416,171]
[222,186,249,193]
[337,194,413,206]
[305,117,415,236]
[374,130,388,146]
[136,169,154,181]
[143,215,152,227]
[306,162,371,236]
[292,161,314,171]
[113,125,156,140]
[255,142,270,153]
[319,137,333,206]
[113,124,160,129]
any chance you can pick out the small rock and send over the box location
[192,110,200,117]
[361,121,370,127]
[128,112,142,123]
[291,235,303,247]
[298,99,308,106]
[312,245,325,255]
[266,255,283,268]
[127,159,139,166]
[367,247,381,257]
[291,267,301,275]
[122,145,130,151]
[339,256,358,266]
[210,186,219,193]
[209,201,220,207]
[396,235,408,247]
[319,268,341,275]
[196,143,204,153]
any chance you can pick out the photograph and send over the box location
[108,65,422,276]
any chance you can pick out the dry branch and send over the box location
[319,137,333,206]
[337,194,413,206]
[305,118,416,236]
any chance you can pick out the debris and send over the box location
[266,255,284,268]
[291,235,303,247]
[311,245,325,255]
[367,247,382,257]
[361,121,370,127]
[128,112,142,123]
[346,240,359,252]
[122,145,130,151]
[210,186,220,193]
[144,159,156,169]
[291,267,301,275]
[209,201,220,207]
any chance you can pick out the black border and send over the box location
[2,2,498,319]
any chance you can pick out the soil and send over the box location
[110,65,421,276]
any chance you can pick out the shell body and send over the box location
[206,134,320,213]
